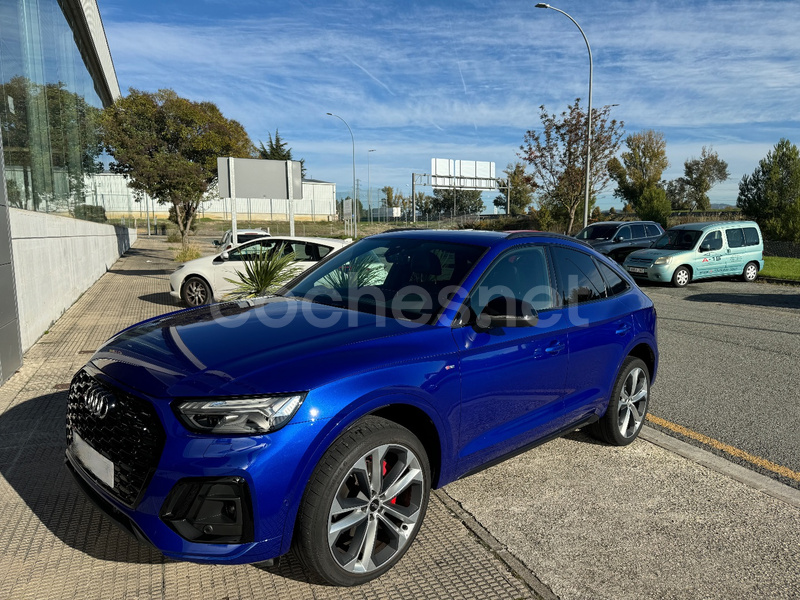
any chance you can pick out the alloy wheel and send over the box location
[327,443,425,574]
[617,367,648,439]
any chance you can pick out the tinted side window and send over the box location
[617,226,632,241]
[726,228,745,248]
[228,240,277,261]
[645,224,662,237]
[743,227,760,246]
[631,224,646,239]
[551,246,606,306]
[470,246,555,315]
[597,261,629,297]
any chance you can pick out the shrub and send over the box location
[73,204,107,223]
[174,244,201,262]
[225,250,301,299]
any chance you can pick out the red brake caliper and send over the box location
[382,460,396,504]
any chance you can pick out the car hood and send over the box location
[89,297,446,398]
[626,248,686,262]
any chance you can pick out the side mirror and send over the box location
[212,240,220,247]
[220,251,230,261]
[699,242,712,252]
[476,297,538,330]
[614,235,624,243]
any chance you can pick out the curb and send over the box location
[758,276,800,286]
[639,426,800,510]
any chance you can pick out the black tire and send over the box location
[671,266,691,288]
[294,416,430,586]
[588,356,650,446]
[742,261,759,282]
[181,276,211,306]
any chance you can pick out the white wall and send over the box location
[9,209,136,351]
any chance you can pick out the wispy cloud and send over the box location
[101,0,799,207]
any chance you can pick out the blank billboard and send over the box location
[218,158,303,200]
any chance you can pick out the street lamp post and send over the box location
[368,149,376,224]
[326,113,357,237]
[535,3,593,229]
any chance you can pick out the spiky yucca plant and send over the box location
[225,250,301,299]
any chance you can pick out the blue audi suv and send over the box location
[65,230,658,586]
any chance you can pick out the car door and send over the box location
[724,227,747,275]
[693,230,725,278]
[549,246,635,426]
[452,245,570,474]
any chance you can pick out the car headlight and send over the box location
[653,256,673,265]
[175,393,306,435]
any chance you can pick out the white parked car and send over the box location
[171,236,350,306]
[214,228,271,251]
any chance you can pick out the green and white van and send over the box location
[622,221,763,287]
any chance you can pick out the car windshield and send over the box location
[283,237,487,324]
[653,229,702,250]
[575,224,620,240]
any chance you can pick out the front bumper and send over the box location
[65,372,323,565]
[624,263,674,282]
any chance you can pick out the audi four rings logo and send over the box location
[85,387,113,419]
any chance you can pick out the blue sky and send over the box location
[99,0,800,210]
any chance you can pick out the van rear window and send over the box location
[743,227,760,246]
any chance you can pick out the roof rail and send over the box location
[505,231,592,247]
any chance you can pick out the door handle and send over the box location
[544,341,565,355]
[615,323,631,336]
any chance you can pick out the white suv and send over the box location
[214,229,271,252]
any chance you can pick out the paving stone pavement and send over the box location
[0,237,541,600]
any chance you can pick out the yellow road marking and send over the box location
[646,414,800,482]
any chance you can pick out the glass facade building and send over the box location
[0,0,118,214]
[0,0,119,382]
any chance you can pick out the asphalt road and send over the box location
[640,277,800,489]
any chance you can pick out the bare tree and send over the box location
[519,99,624,233]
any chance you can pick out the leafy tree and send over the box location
[414,191,435,218]
[663,178,690,210]
[431,188,484,216]
[608,130,669,212]
[636,186,671,228]
[737,139,800,241]
[257,129,306,176]
[101,88,253,248]
[381,186,399,209]
[519,99,624,234]
[679,146,729,211]
[608,206,617,216]
[590,206,602,222]
[493,162,533,215]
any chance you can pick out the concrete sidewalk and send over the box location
[1,236,798,599]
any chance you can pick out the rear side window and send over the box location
[597,261,629,297]
[631,224,646,239]
[726,228,745,248]
[551,246,606,306]
[645,224,662,237]
[743,227,760,246]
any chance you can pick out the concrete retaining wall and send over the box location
[9,209,137,351]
